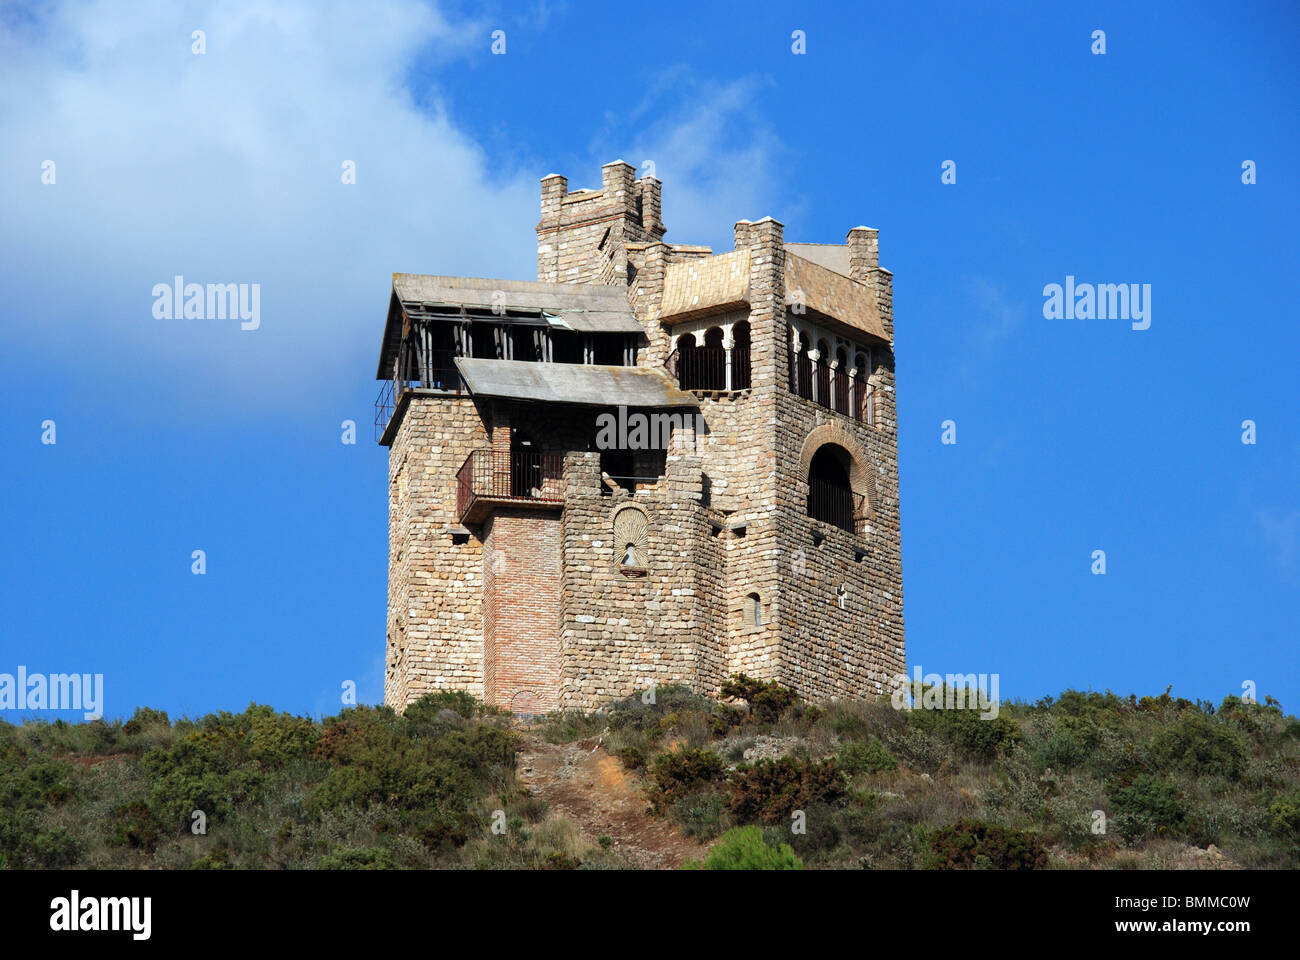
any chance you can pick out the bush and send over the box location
[1109,774,1188,843]
[930,818,1048,870]
[728,757,844,825]
[649,748,725,812]
[319,846,402,870]
[908,688,1020,762]
[404,690,481,724]
[1149,715,1248,780]
[681,826,802,870]
[720,675,798,724]
[109,801,163,852]
[123,707,170,736]
[837,738,898,776]
[1269,790,1300,839]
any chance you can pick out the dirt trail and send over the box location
[516,733,710,869]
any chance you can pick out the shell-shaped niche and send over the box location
[612,505,650,569]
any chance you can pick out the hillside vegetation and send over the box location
[2,681,1296,869]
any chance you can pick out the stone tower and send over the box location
[377,161,903,714]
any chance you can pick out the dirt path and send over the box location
[516,733,710,869]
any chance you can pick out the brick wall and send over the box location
[483,506,563,713]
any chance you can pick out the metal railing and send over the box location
[807,476,864,533]
[375,350,465,441]
[787,351,874,426]
[673,345,753,392]
[731,344,751,390]
[677,346,727,391]
[456,450,565,520]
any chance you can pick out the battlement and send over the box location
[537,161,665,285]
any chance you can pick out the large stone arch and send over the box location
[797,423,876,517]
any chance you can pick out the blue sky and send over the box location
[1,0,1296,723]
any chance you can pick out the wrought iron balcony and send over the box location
[787,352,874,426]
[455,450,565,524]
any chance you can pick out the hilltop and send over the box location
[2,680,1297,870]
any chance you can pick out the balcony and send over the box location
[788,352,874,426]
[375,350,465,443]
[455,450,565,524]
[668,343,752,393]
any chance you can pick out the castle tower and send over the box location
[376,164,903,713]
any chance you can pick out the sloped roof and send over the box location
[784,253,887,342]
[659,250,751,321]
[454,358,697,408]
[378,274,644,378]
[392,274,641,332]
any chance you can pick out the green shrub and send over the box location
[615,746,646,770]
[681,826,802,870]
[1269,790,1300,839]
[668,789,728,840]
[930,818,1048,870]
[1149,715,1248,780]
[727,757,844,825]
[908,689,1020,762]
[123,707,170,736]
[30,828,83,868]
[108,801,162,852]
[1109,774,1188,843]
[837,738,898,776]
[319,846,402,870]
[720,675,798,724]
[649,748,725,812]
[404,690,481,724]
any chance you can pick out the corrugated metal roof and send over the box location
[454,358,698,408]
[392,274,642,333]
[377,274,644,378]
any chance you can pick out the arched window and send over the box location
[675,334,697,390]
[731,321,751,390]
[749,592,763,627]
[701,327,726,390]
[807,444,856,532]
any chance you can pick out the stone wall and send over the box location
[385,395,490,706]
[383,164,905,714]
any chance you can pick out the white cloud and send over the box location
[0,0,536,414]
[0,4,785,416]
[595,74,787,251]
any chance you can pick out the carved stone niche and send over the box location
[612,503,650,577]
